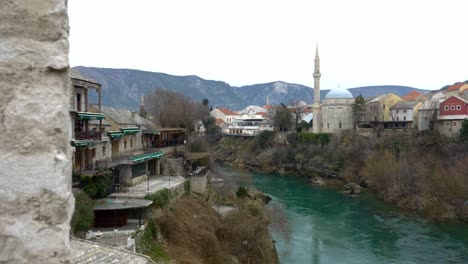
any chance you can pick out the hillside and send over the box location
[74,66,429,111]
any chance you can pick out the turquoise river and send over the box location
[229,169,468,264]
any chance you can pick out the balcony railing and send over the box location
[75,131,102,140]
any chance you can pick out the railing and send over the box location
[75,131,102,140]
[95,147,162,168]
[150,140,184,148]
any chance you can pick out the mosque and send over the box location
[311,46,354,134]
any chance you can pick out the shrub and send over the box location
[460,120,468,142]
[80,170,112,199]
[145,188,171,208]
[236,186,248,198]
[138,218,169,262]
[184,180,191,194]
[71,192,94,235]
[296,133,331,145]
[254,130,275,149]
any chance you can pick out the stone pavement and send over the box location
[71,238,155,264]
[109,176,185,199]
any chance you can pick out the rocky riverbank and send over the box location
[212,132,468,222]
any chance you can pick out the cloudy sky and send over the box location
[69,0,467,90]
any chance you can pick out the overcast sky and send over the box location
[69,0,467,90]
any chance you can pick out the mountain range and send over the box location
[75,66,430,111]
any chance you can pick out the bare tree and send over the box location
[145,89,209,130]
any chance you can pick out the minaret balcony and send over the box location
[313,73,321,78]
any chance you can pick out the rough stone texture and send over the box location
[70,238,155,264]
[190,173,208,194]
[0,1,73,263]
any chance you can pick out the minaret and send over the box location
[139,94,147,118]
[312,44,321,134]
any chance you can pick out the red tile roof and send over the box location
[215,118,224,124]
[218,107,238,116]
[447,83,464,91]
[264,104,273,110]
[402,90,423,101]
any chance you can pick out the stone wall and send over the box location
[0,1,73,263]
[190,172,209,194]
[162,158,185,176]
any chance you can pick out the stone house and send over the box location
[418,91,447,131]
[69,69,106,175]
[91,105,164,187]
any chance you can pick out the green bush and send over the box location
[138,218,169,262]
[184,180,191,194]
[71,192,94,234]
[236,186,248,198]
[296,133,331,145]
[255,130,276,149]
[80,170,112,199]
[145,188,171,208]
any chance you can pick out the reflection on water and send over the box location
[222,167,468,264]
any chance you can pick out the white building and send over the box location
[210,107,240,124]
[320,89,355,133]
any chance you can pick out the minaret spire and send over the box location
[313,43,321,104]
[312,43,322,134]
[139,94,147,118]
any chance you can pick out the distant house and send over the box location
[437,96,468,137]
[401,90,423,101]
[446,83,468,98]
[364,93,403,128]
[418,91,447,131]
[194,120,206,135]
[215,118,228,133]
[210,107,240,124]
[226,117,265,136]
[389,101,423,129]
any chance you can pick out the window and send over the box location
[397,117,399,121]
[454,122,457,126]
[321,123,323,128]
[130,139,133,148]
[92,148,96,158]
[102,146,106,156]
[456,105,461,110]
[327,123,329,128]
[76,93,81,111]
[124,140,127,149]
[339,122,342,129]
[383,105,386,109]
[403,109,406,113]
[450,105,455,110]
[444,106,449,111]
[404,116,406,121]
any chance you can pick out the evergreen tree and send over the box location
[353,94,366,125]
[460,119,468,142]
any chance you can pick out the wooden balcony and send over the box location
[75,131,102,140]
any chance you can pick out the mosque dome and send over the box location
[324,88,353,99]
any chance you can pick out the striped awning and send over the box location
[108,131,124,139]
[71,140,94,147]
[132,151,164,163]
[122,127,140,134]
[77,112,105,120]
[142,129,160,135]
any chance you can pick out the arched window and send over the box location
[339,122,342,128]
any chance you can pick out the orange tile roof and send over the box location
[218,107,238,116]
[402,90,423,101]
[447,83,464,91]
[215,118,224,124]
[264,104,273,110]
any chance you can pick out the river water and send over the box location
[225,168,468,264]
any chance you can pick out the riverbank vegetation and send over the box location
[214,130,468,222]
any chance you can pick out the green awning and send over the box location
[108,131,124,139]
[142,129,160,135]
[71,140,94,147]
[132,151,164,163]
[77,112,105,120]
[122,127,140,134]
